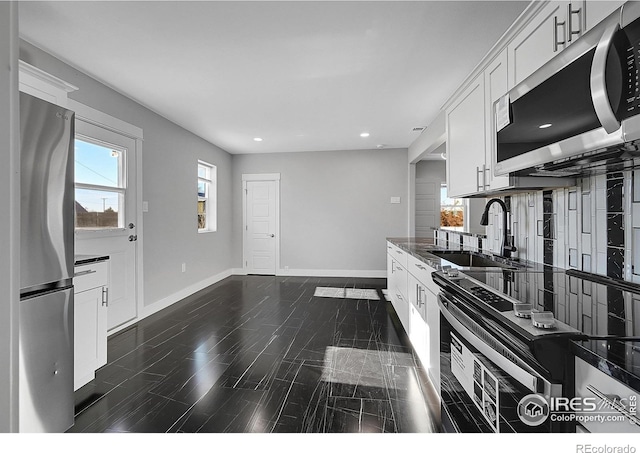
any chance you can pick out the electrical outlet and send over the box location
[181,263,186,273]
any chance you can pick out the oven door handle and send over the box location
[438,293,545,394]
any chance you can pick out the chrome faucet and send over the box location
[480,198,517,258]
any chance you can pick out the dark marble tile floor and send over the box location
[68,275,441,434]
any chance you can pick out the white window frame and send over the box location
[440,183,465,232]
[74,135,128,231]
[198,160,217,233]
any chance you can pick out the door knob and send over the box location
[270,234,275,237]
[128,223,136,229]
[128,235,138,242]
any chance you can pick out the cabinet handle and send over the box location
[101,287,109,307]
[554,15,566,52]
[484,164,491,189]
[74,269,96,277]
[415,263,426,271]
[567,3,582,43]
[586,385,640,426]
[396,250,403,255]
[396,294,403,300]
[476,166,483,192]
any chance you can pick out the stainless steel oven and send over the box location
[434,266,640,433]
[438,291,568,433]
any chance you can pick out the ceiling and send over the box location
[18,1,529,155]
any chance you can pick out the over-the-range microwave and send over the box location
[494,1,640,177]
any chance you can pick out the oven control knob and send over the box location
[514,303,532,319]
[531,311,556,329]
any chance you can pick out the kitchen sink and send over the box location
[428,250,522,269]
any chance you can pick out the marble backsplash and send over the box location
[479,171,640,284]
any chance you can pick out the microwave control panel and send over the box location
[620,18,640,119]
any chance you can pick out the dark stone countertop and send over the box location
[572,339,640,393]
[386,237,562,273]
[74,254,110,266]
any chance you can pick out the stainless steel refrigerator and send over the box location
[19,92,75,432]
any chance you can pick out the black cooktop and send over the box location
[436,268,640,338]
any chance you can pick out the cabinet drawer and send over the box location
[74,261,108,294]
[387,242,407,268]
[391,259,408,302]
[406,254,439,295]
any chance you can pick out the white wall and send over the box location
[416,159,445,182]
[0,2,19,432]
[415,160,445,236]
[19,41,235,310]
[232,148,408,275]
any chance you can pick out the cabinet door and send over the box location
[508,1,571,87]
[484,50,511,191]
[74,287,100,391]
[392,262,410,332]
[446,73,486,198]
[409,300,429,369]
[585,1,624,32]
[97,287,108,368]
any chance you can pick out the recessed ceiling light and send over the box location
[253,137,263,142]
[539,123,552,129]
[360,132,370,138]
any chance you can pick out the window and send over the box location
[198,161,217,232]
[440,184,464,231]
[74,138,126,229]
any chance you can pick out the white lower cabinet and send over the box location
[74,260,109,391]
[387,242,440,398]
[387,247,409,332]
[408,273,429,367]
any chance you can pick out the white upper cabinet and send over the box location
[484,50,511,192]
[584,0,625,31]
[18,60,78,108]
[446,50,511,198]
[437,0,629,199]
[446,73,486,198]
[508,1,625,87]
[508,1,582,87]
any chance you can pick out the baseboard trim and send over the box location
[142,268,233,319]
[275,269,386,278]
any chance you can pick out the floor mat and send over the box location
[314,287,380,300]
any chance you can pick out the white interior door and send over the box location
[74,119,138,331]
[244,178,278,275]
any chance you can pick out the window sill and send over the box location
[198,229,217,234]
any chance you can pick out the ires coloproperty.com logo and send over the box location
[517,393,639,427]
[518,394,550,426]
